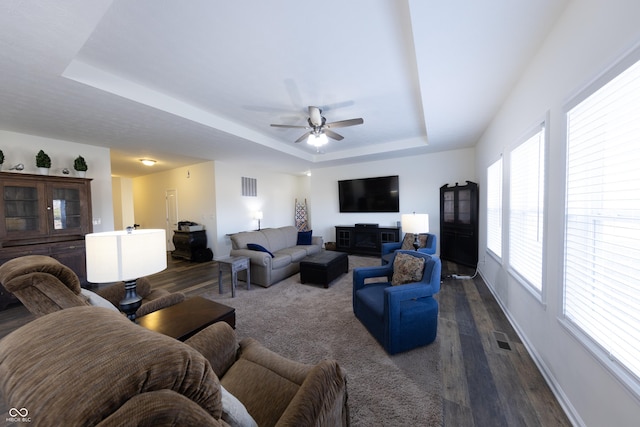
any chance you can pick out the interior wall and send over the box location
[475,1,640,426]
[0,129,114,232]
[132,161,216,252]
[213,160,305,259]
[309,148,476,252]
[111,176,134,230]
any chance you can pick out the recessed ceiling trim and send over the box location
[62,59,315,161]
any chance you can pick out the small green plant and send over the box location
[73,155,88,172]
[0,149,4,164]
[36,150,51,168]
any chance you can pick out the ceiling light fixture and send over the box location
[140,159,156,166]
[307,132,328,147]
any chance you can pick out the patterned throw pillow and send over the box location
[400,233,428,250]
[391,253,426,286]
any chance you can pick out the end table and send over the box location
[218,256,251,297]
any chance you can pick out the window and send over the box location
[564,54,640,387]
[487,157,502,258]
[509,123,545,293]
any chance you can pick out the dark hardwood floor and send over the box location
[0,255,571,426]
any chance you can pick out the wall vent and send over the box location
[242,177,257,197]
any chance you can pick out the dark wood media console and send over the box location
[335,225,400,256]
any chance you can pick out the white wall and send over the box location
[0,130,114,232]
[132,161,216,252]
[214,160,305,259]
[475,1,640,426]
[310,148,476,252]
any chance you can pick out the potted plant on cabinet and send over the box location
[0,149,4,171]
[73,155,88,177]
[36,150,51,175]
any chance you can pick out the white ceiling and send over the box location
[0,0,568,178]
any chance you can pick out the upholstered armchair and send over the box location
[381,232,437,260]
[0,255,185,318]
[0,306,350,426]
[353,250,441,354]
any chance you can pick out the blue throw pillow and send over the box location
[297,230,313,245]
[247,243,274,258]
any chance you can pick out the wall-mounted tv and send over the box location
[338,175,399,213]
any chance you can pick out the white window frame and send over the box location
[508,117,548,299]
[561,44,640,397]
[486,157,503,259]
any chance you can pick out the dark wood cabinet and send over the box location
[440,181,478,267]
[0,172,93,309]
[335,225,400,256]
[172,230,211,262]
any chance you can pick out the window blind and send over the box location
[487,158,502,258]
[509,126,545,292]
[564,57,640,383]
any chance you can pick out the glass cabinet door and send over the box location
[1,181,47,238]
[47,183,87,235]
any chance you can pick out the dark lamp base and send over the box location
[119,279,142,321]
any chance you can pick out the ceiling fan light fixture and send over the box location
[307,133,328,147]
[140,159,156,166]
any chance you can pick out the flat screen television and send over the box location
[338,175,399,213]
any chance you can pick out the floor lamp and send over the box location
[401,213,429,250]
[85,228,167,321]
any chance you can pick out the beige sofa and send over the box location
[229,226,323,287]
[0,306,349,426]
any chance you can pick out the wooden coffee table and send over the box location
[137,296,235,341]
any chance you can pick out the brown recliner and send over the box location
[0,255,184,318]
[0,306,350,426]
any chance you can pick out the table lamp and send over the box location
[85,228,167,321]
[254,211,263,230]
[401,213,429,250]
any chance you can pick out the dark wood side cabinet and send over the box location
[335,225,400,256]
[0,172,93,309]
[440,181,479,267]
[172,230,209,261]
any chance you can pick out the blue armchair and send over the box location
[353,250,441,354]
[381,233,437,260]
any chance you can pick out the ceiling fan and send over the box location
[270,106,364,145]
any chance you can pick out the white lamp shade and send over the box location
[401,213,429,234]
[254,211,263,220]
[86,229,167,283]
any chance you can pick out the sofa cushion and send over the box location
[297,230,313,245]
[80,288,119,311]
[392,253,425,286]
[271,253,293,269]
[277,247,308,262]
[247,243,274,258]
[231,231,269,251]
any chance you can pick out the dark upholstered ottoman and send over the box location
[300,251,349,288]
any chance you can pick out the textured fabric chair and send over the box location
[381,232,437,261]
[353,250,441,354]
[0,306,350,426]
[0,255,185,318]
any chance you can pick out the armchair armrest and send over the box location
[136,291,186,317]
[276,360,348,427]
[381,241,401,256]
[353,265,393,291]
[186,321,239,378]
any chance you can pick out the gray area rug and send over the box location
[202,255,443,426]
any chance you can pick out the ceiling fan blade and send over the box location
[325,118,364,129]
[324,129,344,141]
[270,124,309,129]
[295,131,312,143]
